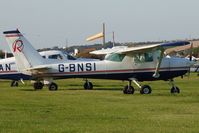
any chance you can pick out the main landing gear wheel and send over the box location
[170,87,180,94]
[33,82,44,90]
[123,85,134,94]
[84,82,93,90]
[140,85,152,94]
[48,83,58,91]
[11,80,18,87]
[169,79,180,94]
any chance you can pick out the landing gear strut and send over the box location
[169,79,180,94]
[123,79,152,95]
[84,80,93,90]
[123,80,134,94]
[133,79,152,94]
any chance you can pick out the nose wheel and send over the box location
[170,87,180,93]
[169,79,180,94]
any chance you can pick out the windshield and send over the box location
[105,53,125,62]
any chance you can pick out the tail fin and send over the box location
[3,29,45,71]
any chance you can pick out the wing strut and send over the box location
[153,49,164,78]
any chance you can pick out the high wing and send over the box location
[90,41,190,55]
[115,41,190,54]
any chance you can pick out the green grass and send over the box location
[0,74,199,133]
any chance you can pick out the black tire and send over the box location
[11,81,18,87]
[33,82,44,90]
[170,86,180,94]
[140,85,152,94]
[123,85,134,94]
[84,82,93,90]
[49,83,58,91]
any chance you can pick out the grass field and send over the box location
[0,74,199,133]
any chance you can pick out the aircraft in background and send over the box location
[0,50,78,87]
[3,29,194,94]
[90,46,128,55]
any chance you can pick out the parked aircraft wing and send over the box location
[90,46,128,55]
[116,41,190,54]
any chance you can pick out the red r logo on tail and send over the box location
[12,40,24,52]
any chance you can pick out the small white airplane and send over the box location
[0,50,78,86]
[3,29,194,94]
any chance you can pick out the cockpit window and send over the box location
[48,54,63,60]
[133,52,153,63]
[105,53,125,62]
[42,56,46,59]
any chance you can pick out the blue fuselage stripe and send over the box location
[0,69,188,81]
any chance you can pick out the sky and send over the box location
[0,0,199,51]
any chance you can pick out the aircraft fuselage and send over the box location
[40,55,191,81]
